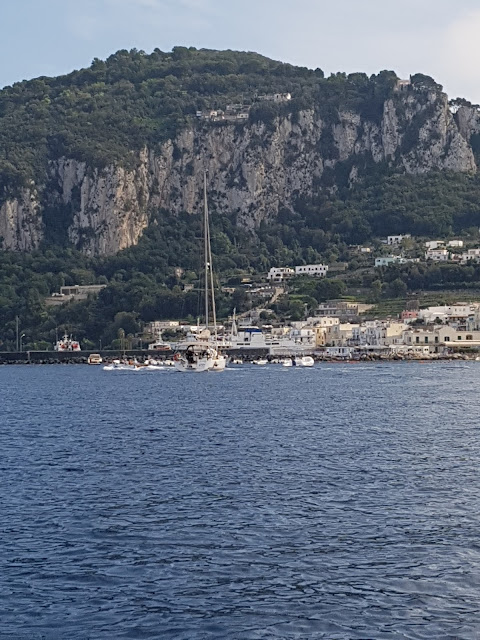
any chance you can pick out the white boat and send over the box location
[173,342,216,372]
[253,358,268,365]
[282,355,314,367]
[174,173,226,373]
[211,353,227,371]
[103,358,143,371]
[87,353,102,365]
[147,340,172,353]
[143,357,165,370]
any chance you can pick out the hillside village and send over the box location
[141,300,480,360]
[40,231,480,358]
[138,230,480,359]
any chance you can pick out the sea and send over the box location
[1,362,480,640]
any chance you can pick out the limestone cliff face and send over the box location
[0,188,43,251]
[455,105,480,142]
[0,90,477,255]
[53,155,150,256]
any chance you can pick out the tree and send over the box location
[386,278,407,299]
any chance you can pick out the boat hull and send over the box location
[174,356,214,373]
[211,355,227,371]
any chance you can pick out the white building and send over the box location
[351,320,406,347]
[448,240,464,248]
[425,248,449,262]
[267,267,295,282]
[295,264,329,277]
[425,240,445,250]
[375,256,409,267]
[257,92,292,103]
[325,322,359,346]
[387,234,410,245]
[309,317,340,327]
[324,346,354,358]
[316,301,372,318]
[461,248,480,264]
[403,325,480,352]
[418,304,476,328]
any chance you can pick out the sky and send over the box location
[1,0,480,102]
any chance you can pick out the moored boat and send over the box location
[173,342,217,372]
[55,333,81,352]
[174,172,225,373]
[282,355,314,367]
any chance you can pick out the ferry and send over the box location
[229,325,316,356]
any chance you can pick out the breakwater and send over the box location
[0,349,476,364]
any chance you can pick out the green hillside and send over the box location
[2,48,480,349]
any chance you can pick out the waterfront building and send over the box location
[325,322,360,347]
[325,346,354,358]
[403,325,480,353]
[350,320,406,348]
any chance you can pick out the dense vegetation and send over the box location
[4,167,480,350]
[2,48,480,348]
[0,47,408,198]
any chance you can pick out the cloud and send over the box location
[442,10,480,97]
[67,13,103,41]
[178,0,213,11]
[447,11,480,65]
[100,0,213,31]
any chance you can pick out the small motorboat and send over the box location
[282,356,314,367]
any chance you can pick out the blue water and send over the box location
[1,362,480,639]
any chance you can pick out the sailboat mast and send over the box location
[204,172,209,331]
[207,209,218,341]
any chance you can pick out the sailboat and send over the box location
[174,173,226,373]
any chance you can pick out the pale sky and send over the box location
[2,0,480,103]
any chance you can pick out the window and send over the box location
[467,335,473,340]
[458,336,462,341]
[416,336,420,344]
[435,336,439,343]
[444,336,450,342]
[425,337,429,344]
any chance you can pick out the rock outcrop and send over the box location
[0,188,43,251]
[1,89,477,255]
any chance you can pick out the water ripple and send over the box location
[1,363,480,638]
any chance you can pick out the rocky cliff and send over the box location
[1,89,477,255]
